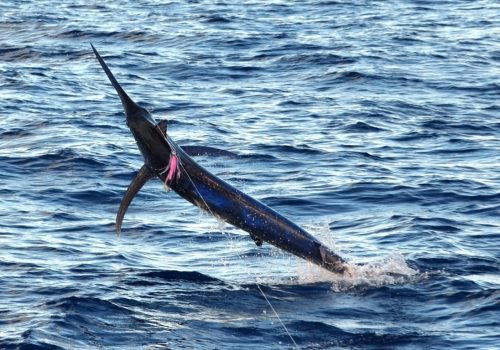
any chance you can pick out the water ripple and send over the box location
[0,0,499,349]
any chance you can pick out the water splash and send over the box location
[296,252,419,292]
[209,217,419,291]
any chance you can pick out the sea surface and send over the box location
[0,1,499,349]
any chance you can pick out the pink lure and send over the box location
[164,154,179,189]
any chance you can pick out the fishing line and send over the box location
[173,150,300,350]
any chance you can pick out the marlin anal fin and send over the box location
[116,165,155,233]
[250,232,263,247]
[181,146,239,158]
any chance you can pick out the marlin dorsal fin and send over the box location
[157,120,168,136]
[181,146,239,158]
[116,165,155,233]
[156,119,238,158]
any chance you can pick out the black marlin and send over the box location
[91,44,347,274]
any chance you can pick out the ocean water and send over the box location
[0,0,499,349]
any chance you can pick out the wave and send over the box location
[53,28,161,43]
[2,149,106,172]
[343,121,386,133]
[0,46,41,61]
[137,269,222,283]
[289,320,431,349]
[276,53,356,66]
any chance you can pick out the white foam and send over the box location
[296,252,419,292]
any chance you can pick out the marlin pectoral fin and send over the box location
[116,165,155,233]
[249,232,263,247]
[181,146,239,158]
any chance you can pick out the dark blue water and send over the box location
[1,1,499,349]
